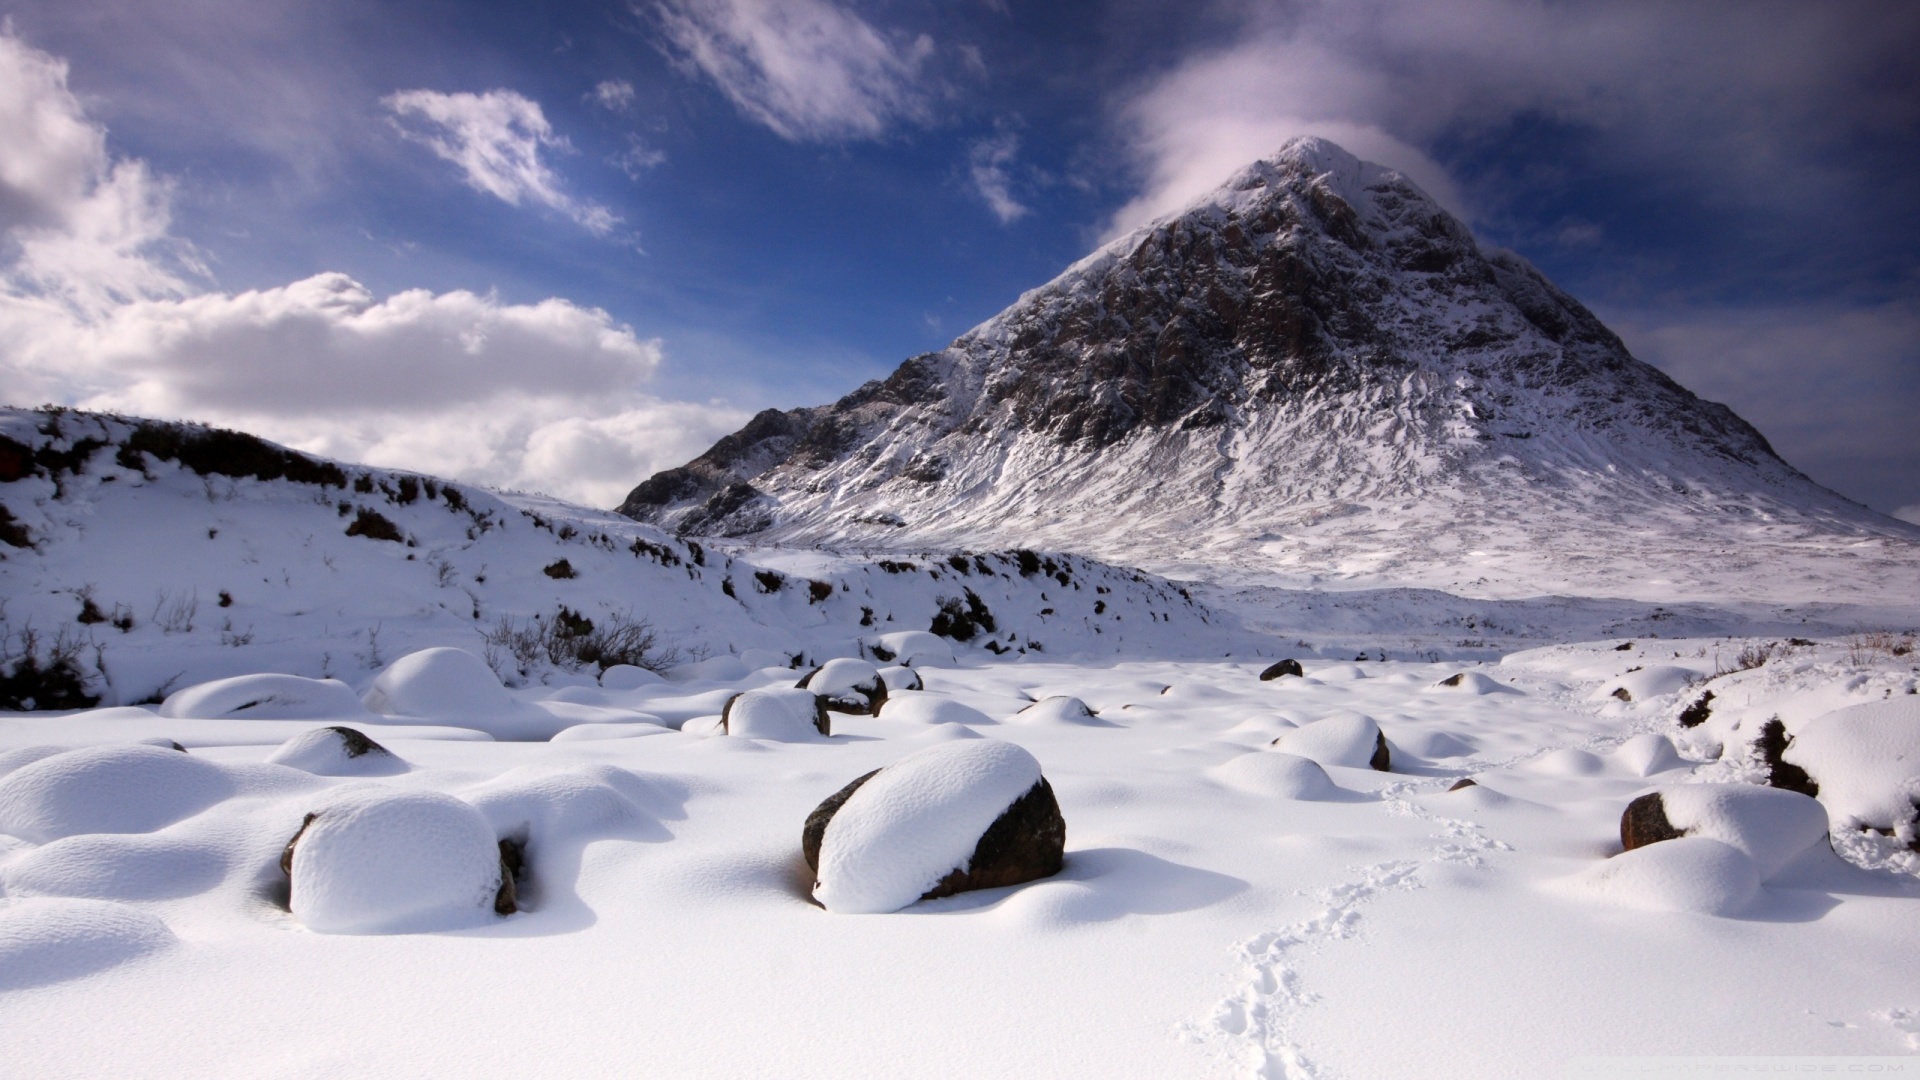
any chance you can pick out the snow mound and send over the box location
[1272,712,1387,770]
[1613,733,1685,777]
[1569,837,1760,916]
[1657,784,1830,880]
[0,897,177,991]
[600,665,665,690]
[159,674,370,721]
[0,746,71,780]
[1009,696,1110,726]
[1530,748,1606,776]
[0,745,235,843]
[288,789,504,934]
[361,648,566,740]
[265,727,408,777]
[464,765,655,847]
[1393,729,1477,759]
[1595,665,1697,702]
[738,648,793,671]
[869,631,954,667]
[813,739,1045,914]
[363,647,516,717]
[1313,664,1370,682]
[1209,751,1338,800]
[878,665,923,691]
[549,722,674,742]
[878,693,994,727]
[1783,699,1920,831]
[1,832,229,901]
[1426,671,1513,695]
[722,688,828,741]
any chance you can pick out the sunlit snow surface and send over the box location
[3,641,1919,1077]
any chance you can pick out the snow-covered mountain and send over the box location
[619,138,1920,606]
[0,408,1240,707]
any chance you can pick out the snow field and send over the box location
[0,640,1916,1076]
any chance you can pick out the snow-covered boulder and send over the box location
[1258,659,1304,681]
[805,740,1064,914]
[1612,733,1685,777]
[721,688,830,740]
[1594,665,1696,703]
[878,665,923,692]
[159,674,369,721]
[867,631,953,667]
[1781,699,1920,837]
[798,658,888,715]
[362,648,565,741]
[266,727,407,777]
[877,693,994,727]
[599,665,665,691]
[1209,751,1337,800]
[1272,712,1389,771]
[1570,837,1760,916]
[550,722,674,742]
[1426,671,1514,695]
[0,831,228,901]
[1620,784,1829,880]
[0,745,234,843]
[0,746,71,780]
[1009,696,1109,726]
[284,790,508,933]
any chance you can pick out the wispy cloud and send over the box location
[967,130,1026,224]
[612,134,668,179]
[652,0,936,142]
[0,31,745,507]
[384,88,619,234]
[591,79,637,112]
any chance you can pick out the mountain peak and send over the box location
[618,140,1915,603]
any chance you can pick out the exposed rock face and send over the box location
[1620,792,1686,851]
[618,137,1912,601]
[1259,659,1305,681]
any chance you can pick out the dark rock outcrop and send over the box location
[1448,778,1478,792]
[1620,792,1686,851]
[1259,659,1305,681]
[1756,718,1819,797]
[1370,730,1391,772]
[1677,690,1715,728]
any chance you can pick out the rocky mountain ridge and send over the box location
[619,138,1919,604]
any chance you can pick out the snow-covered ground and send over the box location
[5,408,1919,1077]
[3,636,1918,1078]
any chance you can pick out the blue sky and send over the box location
[1,0,1916,519]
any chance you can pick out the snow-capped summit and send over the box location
[618,137,1919,604]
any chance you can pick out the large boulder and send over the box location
[1618,784,1829,879]
[721,687,831,740]
[362,648,564,741]
[798,658,888,715]
[283,789,509,933]
[877,693,995,727]
[803,740,1064,913]
[1008,696,1109,726]
[1272,712,1390,771]
[1208,751,1338,800]
[1779,699,1920,844]
[1570,836,1761,916]
[266,727,408,777]
[0,745,234,843]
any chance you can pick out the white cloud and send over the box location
[0,31,197,317]
[612,134,668,179]
[653,0,936,142]
[1109,0,1918,237]
[0,31,748,508]
[591,79,637,112]
[384,88,620,234]
[968,131,1026,224]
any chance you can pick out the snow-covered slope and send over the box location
[0,408,1246,707]
[619,137,1920,606]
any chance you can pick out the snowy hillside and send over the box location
[619,138,1920,607]
[0,407,1245,709]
